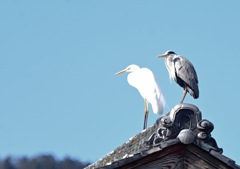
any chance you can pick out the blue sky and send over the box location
[0,0,240,164]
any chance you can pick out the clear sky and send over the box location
[0,0,240,164]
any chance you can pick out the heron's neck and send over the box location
[164,57,170,69]
[165,56,176,81]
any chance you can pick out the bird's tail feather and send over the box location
[151,94,166,115]
[187,86,199,99]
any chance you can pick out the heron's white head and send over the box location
[156,50,176,58]
[116,64,140,75]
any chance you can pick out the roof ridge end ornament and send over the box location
[145,103,222,153]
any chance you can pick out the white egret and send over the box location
[156,51,199,103]
[116,64,166,130]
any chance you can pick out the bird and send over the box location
[156,51,199,104]
[116,64,166,130]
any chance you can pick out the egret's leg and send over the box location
[180,87,187,104]
[143,99,149,130]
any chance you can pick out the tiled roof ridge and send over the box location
[85,104,239,169]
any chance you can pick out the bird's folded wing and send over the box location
[173,57,199,91]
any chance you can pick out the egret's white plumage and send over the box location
[116,64,166,129]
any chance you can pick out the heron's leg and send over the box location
[180,87,188,104]
[143,99,149,130]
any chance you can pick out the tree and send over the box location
[0,155,90,169]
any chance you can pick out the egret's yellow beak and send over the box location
[115,68,129,75]
[156,53,167,58]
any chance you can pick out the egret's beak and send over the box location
[115,68,128,75]
[156,54,167,58]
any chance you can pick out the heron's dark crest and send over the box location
[165,50,176,55]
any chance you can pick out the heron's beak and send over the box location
[115,68,128,75]
[156,54,167,58]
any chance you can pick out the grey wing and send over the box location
[173,56,199,98]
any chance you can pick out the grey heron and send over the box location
[116,64,166,130]
[156,51,199,104]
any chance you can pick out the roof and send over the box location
[85,104,240,169]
